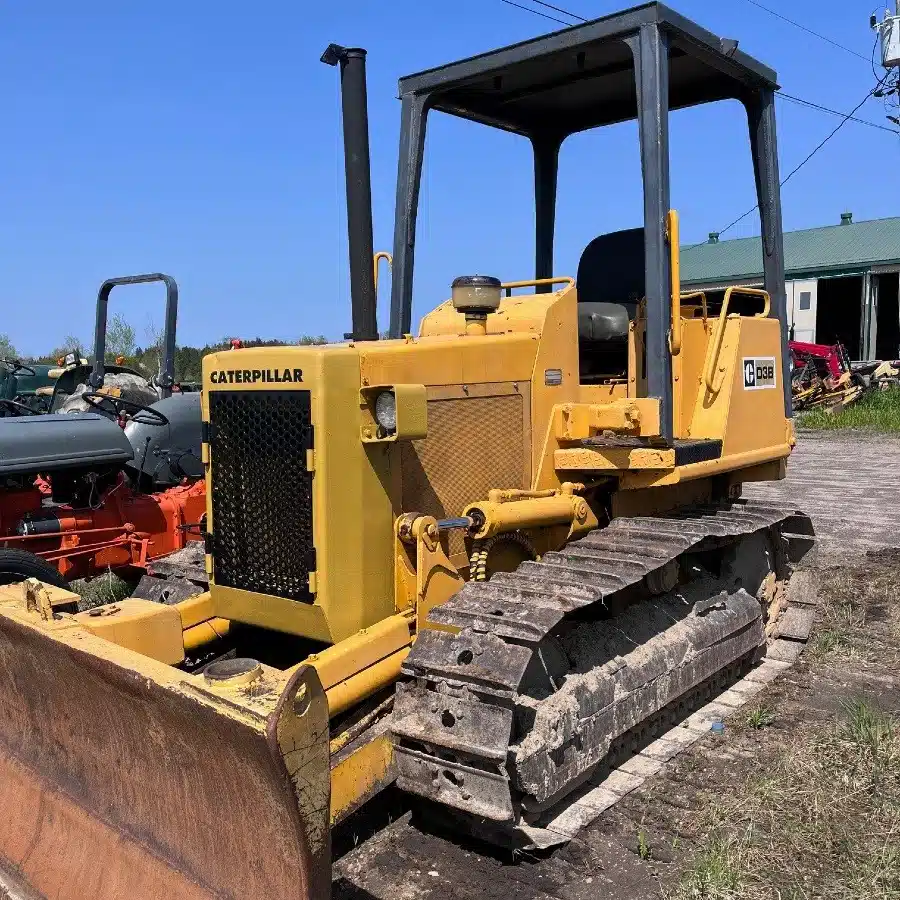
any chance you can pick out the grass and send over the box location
[811,554,900,663]
[810,626,852,657]
[677,835,744,899]
[840,698,899,774]
[71,569,135,610]
[638,828,652,861]
[675,698,900,900]
[744,705,775,729]
[800,386,900,432]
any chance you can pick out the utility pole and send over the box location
[871,6,900,126]
[872,4,900,70]
[871,6,900,362]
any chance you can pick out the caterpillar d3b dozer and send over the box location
[0,4,813,898]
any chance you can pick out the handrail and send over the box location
[502,276,575,297]
[667,210,681,353]
[680,290,708,321]
[373,251,392,294]
[703,286,771,393]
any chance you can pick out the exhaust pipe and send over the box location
[321,43,378,342]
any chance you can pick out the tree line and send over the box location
[0,316,327,384]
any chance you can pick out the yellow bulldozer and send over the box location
[0,5,813,898]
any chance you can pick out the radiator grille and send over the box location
[209,390,314,602]
[401,394,526,554]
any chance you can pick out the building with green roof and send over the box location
[681,213,900,360]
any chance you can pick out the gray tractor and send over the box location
[37,273,201,488]
[0,274,202,584]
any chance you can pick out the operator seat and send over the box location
[576,227,644,382]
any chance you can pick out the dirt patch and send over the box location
[334,551,900,900]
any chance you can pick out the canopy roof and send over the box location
[399,2,778,138]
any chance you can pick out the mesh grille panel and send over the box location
[401,394,526,554]
[209,391,314,602]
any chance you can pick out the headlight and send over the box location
[374,390,397,433]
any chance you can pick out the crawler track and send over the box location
[392,500,813,826]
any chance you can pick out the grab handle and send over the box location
[702,286,771,393]
[667,210,682,353]
[374,251,392,294]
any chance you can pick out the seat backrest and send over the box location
[575,229,644,381]
[576,227,645,312]
[578,302,630,343]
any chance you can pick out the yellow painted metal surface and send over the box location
[40,583,82,610]
[204,346,397,644]
[330,733,394,825]
[414,523,464,631]
[175,591,215,629]
[324,649,409,717]
[399,383,531,557]
[555,445,676,471]
[553,398,661,440]
[675,316,713,437]
[76,599,184,665]
[578,381,628,403]
[304,614,412,692]
[528,283,581,487]
[703,287,770,392]
[417,286,568,343]
[360,332,538,387]
[465,493,594,539]
[611,478,713,519]
[619,443,792,490]
[667,210,682,354]
[686,315,789,456]
[181,617,230,651]
[212,583,333,642]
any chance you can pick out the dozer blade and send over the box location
[0,588,331,900]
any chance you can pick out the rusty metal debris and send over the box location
[790,340,899,413]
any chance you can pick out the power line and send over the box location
[511,0,874,65]
[500,0,892,137]
[499,0,572,27]
[738,0,870,63]
[496,0,895,243]
[777,90,899,134]
[527,0,585,21]
[692,83,885,245]
[781,86,881,189]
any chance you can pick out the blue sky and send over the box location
[1,1,893,355]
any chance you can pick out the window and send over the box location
[799,291,811,311]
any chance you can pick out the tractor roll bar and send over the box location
[89,273,178,399]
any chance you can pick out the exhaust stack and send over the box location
[322,44,378,342]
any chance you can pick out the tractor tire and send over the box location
[0,549,69,588]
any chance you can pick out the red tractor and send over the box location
[789,340,849,382]
[788,339,863,410]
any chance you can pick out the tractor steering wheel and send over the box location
[0,358,36,378]
[0,399,40,417]
[81,392,170,428]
